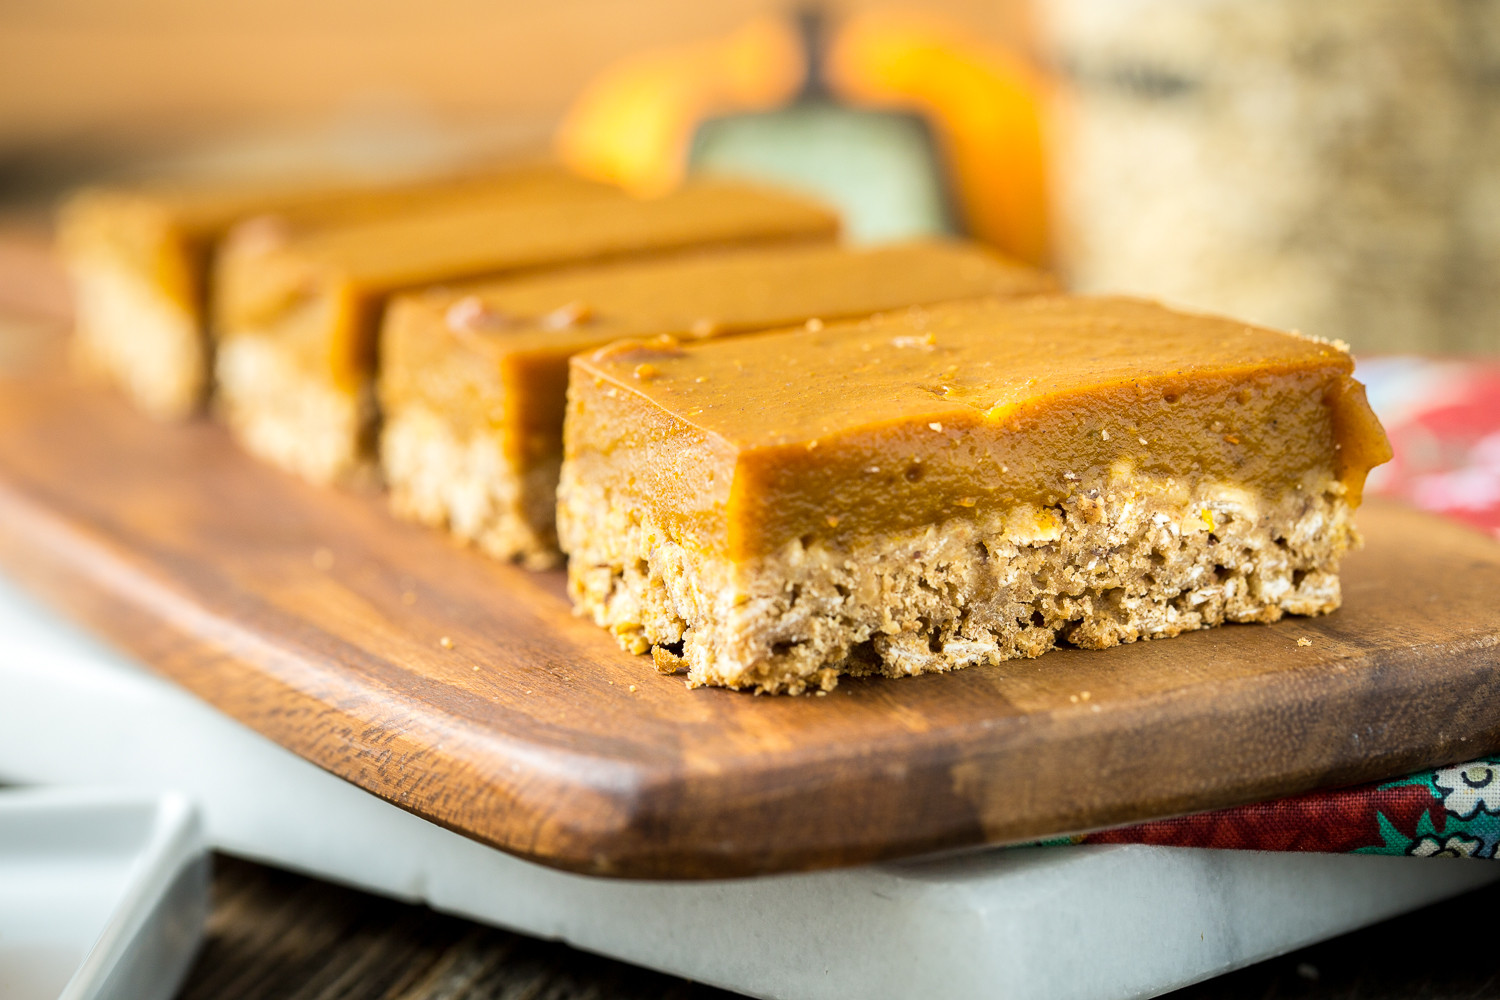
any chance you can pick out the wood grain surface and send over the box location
[2,329,1500,879]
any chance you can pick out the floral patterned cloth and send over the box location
[1063,758,1500,858]
[1065,357,1500,857]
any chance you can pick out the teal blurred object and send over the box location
[688,9,955,245]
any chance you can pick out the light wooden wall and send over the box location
[0,0,1034,153]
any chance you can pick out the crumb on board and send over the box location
[1297,637,1314,647]
[652,645,687,674]
[439,636,454,650]
[628,684,638,692]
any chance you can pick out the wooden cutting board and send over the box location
[3,318,1500,880]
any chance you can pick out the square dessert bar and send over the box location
[57,165,602,419]
[559,295,1393,694]
[214,180,838,485]
[379,240,1054,569]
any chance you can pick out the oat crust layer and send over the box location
[561,467,1357,694]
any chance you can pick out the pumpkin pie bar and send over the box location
[214,180,837,484]
[379,240,1054,569]
[57,165,602,418]
[558,295,1392,694]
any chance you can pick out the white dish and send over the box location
[0,787,208,1000]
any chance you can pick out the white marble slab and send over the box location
[0,573,1493,1000]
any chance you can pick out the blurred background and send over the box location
[2,0,1499,354]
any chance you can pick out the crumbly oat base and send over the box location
[561,466,1358,694]
[215,334,372,486]
[382,405,562,569]
[70,259,205,419]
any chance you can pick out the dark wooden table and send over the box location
[180,854,1500,1000]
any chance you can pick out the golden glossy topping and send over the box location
[380,240,1054,469]
[218,179,838,329]
[217,179,839,393]
[59,164,606,313]
[567,295,1392,560]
